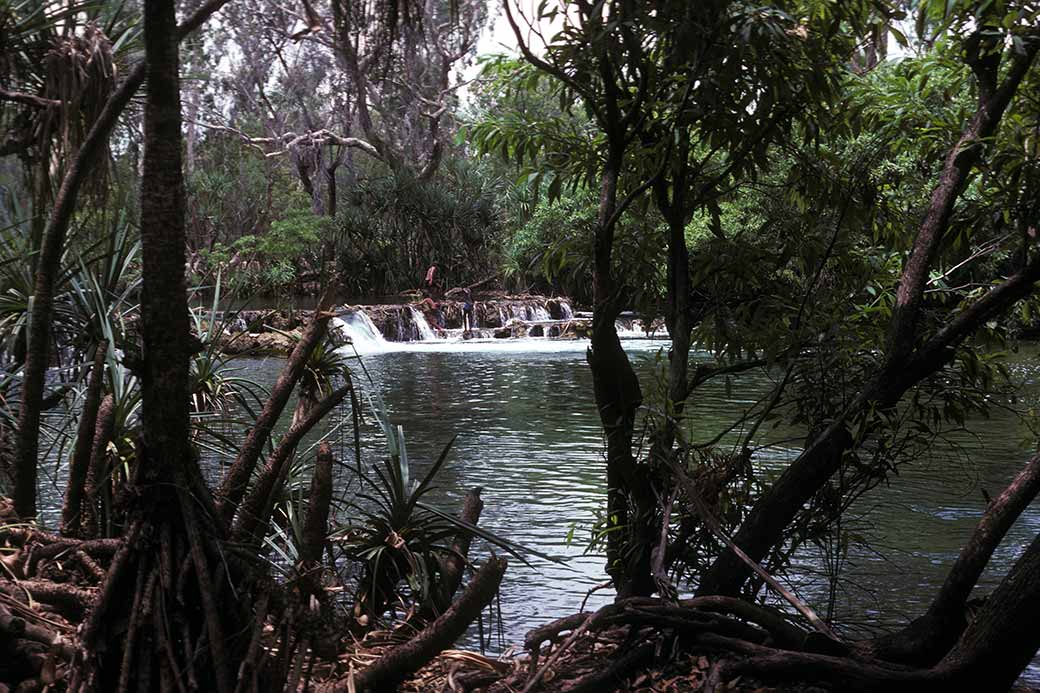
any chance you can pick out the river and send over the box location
[34,337,1040,682]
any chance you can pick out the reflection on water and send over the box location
[35,338,1040,681]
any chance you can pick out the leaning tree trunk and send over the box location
[698,38,1040,597]
[60,341,107,536]
[933,528,1040,690]
[216,286,336,525]
[866,452,1040,666]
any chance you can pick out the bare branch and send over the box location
[0,89,60,109]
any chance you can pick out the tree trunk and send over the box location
[867,452,1040,665]
[76,3,240,691]
[934,529,1040,690]
[427,487,484,616]
[61,341,107,536]
[299,442,333,565]
[10,0,233,520]
[587,152,650,598]
[699,246,1040,598]
[82,394,116,538]
[644,179,695,596]
[698,40,1040,597]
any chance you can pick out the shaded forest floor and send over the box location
[4,511,1039,693]
[319,626,832,693]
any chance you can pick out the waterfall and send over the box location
[331,311,390,354]
[407,306,438,341]
[528,305,551,321]
[320,296,634,350]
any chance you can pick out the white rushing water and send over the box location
[331,312,392,355]
[332,305,670,356]
[407,305,438,341]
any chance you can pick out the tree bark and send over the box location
[437,487,484,610]
[588,150,651,598]
[298,442,333,566]
[76,3,237,691]
[11,0,232,520]
[935,529,1040,690]
[82,394,116,538]
[868,452,1040,665]
[61,342,108,536]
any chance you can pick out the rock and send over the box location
[556,320,591,339]
[493,328,511,339]
[528,324,544,337]
[255,331,299,354]
[476,302,503,328]
[546,299,568,320]
[217,330,298,355]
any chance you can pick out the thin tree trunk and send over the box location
[216,289,336,524]
[587,152,650,598]
[298,442,333,566]
[82,393,116,539]
[645,183,694,597]
[426,487,484,617]
[867,452,1040,665]
[61,341,107,536]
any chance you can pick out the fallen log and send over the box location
[331,555,507,692]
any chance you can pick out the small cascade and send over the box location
[393,310,409,341]
[407,305,438,341]
[331,311,391,354]
[494,300,553,324]
[527,305,551,321]
[614,316,669,339]
[322,295,660,349]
